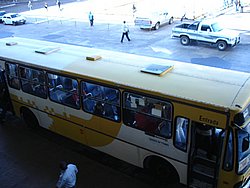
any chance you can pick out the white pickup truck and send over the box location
[134,10,174,30]
[171,20,240,51]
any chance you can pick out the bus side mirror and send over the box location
[242,136,249,152]
[234,113,245,125]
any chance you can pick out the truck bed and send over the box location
[175,22,199,30]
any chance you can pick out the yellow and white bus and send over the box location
[0,37,249,188]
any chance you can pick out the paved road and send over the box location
[1,0,250,73]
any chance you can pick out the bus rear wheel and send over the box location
[21,108,39,129]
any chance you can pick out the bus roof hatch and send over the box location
[141,64,173,76]
[35,46,60,55]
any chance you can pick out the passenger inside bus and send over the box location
[134,100,158,133]
[32,73,46,98]
[103,103,117,120]
[155,120,171,137]
[195,123,214,159]
[62,78,79,107]
[94,101,104,116]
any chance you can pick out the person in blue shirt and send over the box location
[56,161,78,188]
[88,11,94,26]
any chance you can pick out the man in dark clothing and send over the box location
[121,21,131,43]
[0,69,11,123]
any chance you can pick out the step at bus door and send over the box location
[188,122,224,188]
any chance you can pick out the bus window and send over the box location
[174,117,189,151]
[81,81,120,122]
[48,73,79,109]
[5,62,19,89]
[237,128,250,173]
[123,92,172,138]
[20,66,47,98]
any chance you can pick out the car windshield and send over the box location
[211,23,223,32]
[11,14,20,18]
[237,122,250,174]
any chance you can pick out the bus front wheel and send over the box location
[145,157,179,184]
[21,108,39,129]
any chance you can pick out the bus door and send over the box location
[188,121,224,188]
[0,67,13,116]
[0,67,6,91]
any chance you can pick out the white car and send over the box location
[0,11,6,23]
[134,10,174,30]
[2,13,26,25]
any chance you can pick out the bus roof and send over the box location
[0,37,250,111]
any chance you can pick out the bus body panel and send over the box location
[0,37,249,187]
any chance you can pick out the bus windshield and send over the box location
[237,122,250,174]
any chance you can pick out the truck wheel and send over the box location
[217,41,227,51]
[169,17,174,24]
[180,36,190,45]
[154,22,160,30]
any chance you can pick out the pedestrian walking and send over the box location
[234,0,239,11]
[56,0,61,10]
[132,4,136,13]
[28,1,32,11]
[56,161,78,188]
[121,21,131,43]
[88,11,94,27]
[44,2,48,11]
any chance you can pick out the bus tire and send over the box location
[180,35,190,45]
[144,156,179,184]
[21,108,39,129]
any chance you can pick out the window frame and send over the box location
[81,80,121,122]
[19,65,47,99]
[5,61,20,90]
[122,91,173,139]
[47,72,80,109]
[174,116,189,152]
